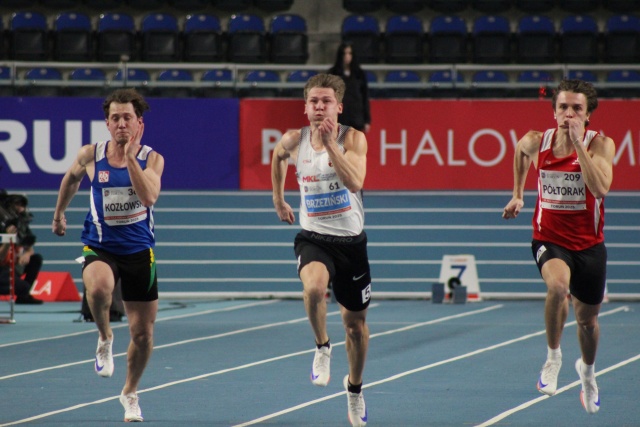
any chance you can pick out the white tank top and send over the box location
[295,125,364,236]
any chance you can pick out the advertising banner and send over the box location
[239,98,640,191]
[0,97,239,190]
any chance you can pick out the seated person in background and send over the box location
[0,192,43,305]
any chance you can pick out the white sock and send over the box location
[547,346,562,361]
[581,360,595,378]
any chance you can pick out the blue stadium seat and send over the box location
[113,68,151,95]
[559,15,599,63]
[270,14,309,64]
[566,69,598,82]
[383,70,422,98]
[68,67,106,97]
[516,15,556,63]
[282,69,318,97]
[471,0,512,13]
[227,14,268,63]
[141,13,180,62]
[23,67,63,97]
[97,12,136,62]
[341,14,381,63]
[10,11,49,61]
[428,69,465,97]
[240,70,281,98]
[603,69,640,97]
[384,15,425,64]
[515,69,555,98]
[428,15,468,63]
[604,14,640,64]
[343,0,384,13]
[54,12,94,62]
[472,15,512,63]
[385,0,425,14]
[184,14,223,63]
[428,0,469,14]
[199,69,234,98]
[471,69,510,97]
[0,66,14,96]
[155,69,195,98]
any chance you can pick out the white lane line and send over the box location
[231,305,629,427]
[475,352,640,427]
[0,304,501,425]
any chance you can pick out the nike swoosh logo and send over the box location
[95,358,104,372]
[352,273,366,281]
[538,378,548,388]
[361,409,368,422]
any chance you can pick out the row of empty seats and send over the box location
[4,66,639,98]
[342,13,640,64]
[1,11,308,63]
[344,0,639,14]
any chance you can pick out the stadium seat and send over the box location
[154,69,195,98]
[427,0,469,14]
[383,70,422,98]
[515,69,554,98]
[384,15,425,64]
[140,13,180,62]
[227,14,268,63]
[254,0,295,12]
[0,67,15,97]
[343,0,384,13]
[604,14,640,64]
[471,0,512,13]
[269,14,309,64]
[472,15,512,63]
[68,67,107,97]
[427,69,465,97]
[240,70,281,98]
[428,15,468,63]
[471,69,510,97]
[566,69,598,82]
[54,12,94,62]
[199,69,234,98]
[603,0,640,13]
[97,12,137,62]
[559,15,599,63]
[10,11,49,61]
[603,69,640,97]
[282,69,318,97]
[183,14,224,63]
[515,15,556,63]
[515,0,554,13]
[113,68,151,95]
[385,0,425,14]
[215,0,253,11]
[559,0,599,13]
[22,67,63,97]
[341,14,381,63]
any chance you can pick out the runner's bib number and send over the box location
[540,170,586,211]
[102,187,147,226]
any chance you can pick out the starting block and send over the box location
[438,254,481,302]
[30,272,81,302]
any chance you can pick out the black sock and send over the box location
[316,339,330,349]
[347,379,362,394]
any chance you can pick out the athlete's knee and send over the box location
[344,317,368,341]
[545,277,569,299]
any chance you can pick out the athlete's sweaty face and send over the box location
[106,102,142,145]
[554,91,591,129]
[305,87,343,125]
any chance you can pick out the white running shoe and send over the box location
[575,358,600,414]
[343,375,367,427]
[119,393,144,422]
[310,344,331,386]
[95,336,114,378]
[537,358,561,396]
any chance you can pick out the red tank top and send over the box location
[532,129,605,250]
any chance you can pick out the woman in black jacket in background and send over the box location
[328,42,371,133]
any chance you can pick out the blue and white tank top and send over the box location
[81,140,156,254]
[295,125,364,236]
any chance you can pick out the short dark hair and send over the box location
[303,73,346,103]
[102,88,150,119]
[552,79,599,113]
